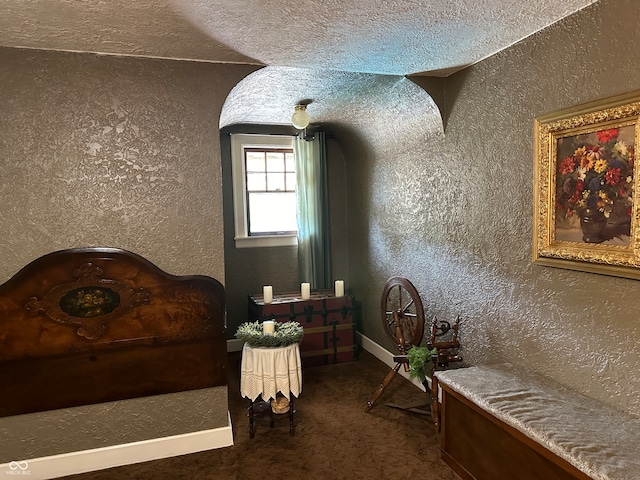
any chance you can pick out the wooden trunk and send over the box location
[438,383,592,480]
[248,290,357,367]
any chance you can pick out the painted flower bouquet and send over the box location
[556,127,634,225]
[235,320,304,347]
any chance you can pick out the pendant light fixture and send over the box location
[291,103,310,130]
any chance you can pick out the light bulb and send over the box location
[291,104,310,129]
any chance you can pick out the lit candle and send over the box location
[335,280,345,297]
[263,285,273,304]
[263,320,275,334]
[301,282,311,300]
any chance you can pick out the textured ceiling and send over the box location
[0,0,599,76]
[219,66,444,134]
[0,0,600,130]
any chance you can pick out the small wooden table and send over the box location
[240,343,302,438]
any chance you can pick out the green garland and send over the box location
[407,345,438,383]
[235,320,304,348]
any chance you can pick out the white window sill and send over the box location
[234,235,298,249]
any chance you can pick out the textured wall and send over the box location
[0,387,227,462]
[0,47,256,281]
[350,0,640,417]
[0,46,256,459]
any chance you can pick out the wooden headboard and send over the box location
[0,247,227,418]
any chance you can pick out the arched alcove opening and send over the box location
[219,66,444,340]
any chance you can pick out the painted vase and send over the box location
[580,207,607,243]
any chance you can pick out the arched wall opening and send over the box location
[218,66,444,342]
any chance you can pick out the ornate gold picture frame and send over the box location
[533,90,640,279]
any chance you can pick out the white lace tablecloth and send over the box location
[240,343,302,402]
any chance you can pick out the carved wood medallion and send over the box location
[25,263,150,339]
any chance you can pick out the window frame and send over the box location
[230,133,298,248]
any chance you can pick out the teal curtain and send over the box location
[294,132,331,290]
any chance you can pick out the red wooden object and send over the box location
[248,290,357,367]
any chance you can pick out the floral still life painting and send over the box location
[533,90,640,279]
[555,125,634,245]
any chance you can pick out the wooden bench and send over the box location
[433,363,640,480]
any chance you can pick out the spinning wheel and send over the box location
[381,276,425,353]
[365,277,463,415]
[365,277,425,412]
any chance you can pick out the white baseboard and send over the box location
[1,413,234,480]
[355,332,428,391]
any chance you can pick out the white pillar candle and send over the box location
[301,282,311,300]
[263,285,273,304]
[263,320,275,334]
[335,280,345,297]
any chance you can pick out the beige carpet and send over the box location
[61,349,459,480]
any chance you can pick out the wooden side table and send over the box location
[240,342,302,438]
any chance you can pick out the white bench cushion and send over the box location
[435,363,640,480]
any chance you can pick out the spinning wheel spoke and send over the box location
[400,319,416,339]
[385,313,395,329]
[401,298,415,314]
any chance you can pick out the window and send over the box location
[230,134,298,248]
[245,148,297,235]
